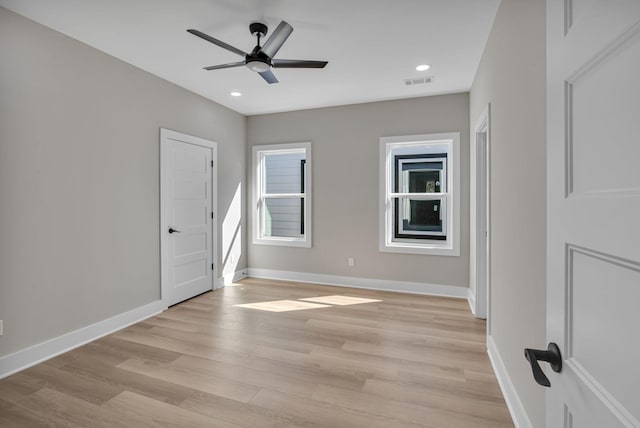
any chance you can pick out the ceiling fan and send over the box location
[187,21,328,84]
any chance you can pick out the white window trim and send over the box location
[252,142,312,248]
[379,132,460,256]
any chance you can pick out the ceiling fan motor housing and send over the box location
[249,22,268,38]
[246,44,271,72]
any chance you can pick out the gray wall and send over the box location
[469,0,547,426]
[0,8,246,357]
[247,94,470,288]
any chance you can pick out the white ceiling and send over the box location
[0,0,500,115]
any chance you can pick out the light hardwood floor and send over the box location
[0,278,514,427]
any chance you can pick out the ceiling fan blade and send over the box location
[258,69,279,84]
[203,61,246,71]
[187,29,247,57]
[261,21,293,58]
[272,59,328,69]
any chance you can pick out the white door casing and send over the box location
[547,1,640,427]
[474,104,491,321]
[160,128,217,307]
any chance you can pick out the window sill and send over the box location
[380,241,459,256]
[253,237,311,248]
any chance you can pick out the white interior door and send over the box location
[546,1,640,426]
[161,129,216,307]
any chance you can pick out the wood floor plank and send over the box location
[169,354,320,398]
[179,391,305,427]
[312,383,507,428]
[22,363,123,405]
[306,316,486,350]
[197,346,369,392]
[12,388,127,427]
[309,310,485,343]
[0,397,12,410]
[0,372,45,405]
[0,278,513,427]
[362,378,513,423]
[116,357,260,403]
[250,388,424,428]
[340,339,491,372]
[395,367,506,401]
[0,403,54,427]
[113,327,223,359]
[102,390,243,428]
[51,353,199,406]
[139,315,205,333]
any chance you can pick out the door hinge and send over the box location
[211,211,214,219]
[211,263,214,270]
[210,160,214,167]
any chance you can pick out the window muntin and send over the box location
[253,143,311,247]
[380,133,459,256]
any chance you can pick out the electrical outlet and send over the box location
[0,320,3,336]
[348,257,355,267]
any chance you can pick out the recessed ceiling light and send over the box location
[230,91,242,97]
[416,64,431,71]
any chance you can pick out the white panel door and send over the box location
[161,129,216,307]
[547,1,640,427]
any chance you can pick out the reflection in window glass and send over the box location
[264,197,303,238]
[264,152,305,194]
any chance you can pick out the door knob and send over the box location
[524,342,562,387]
[168,227,181,234]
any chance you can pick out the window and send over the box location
[380,133,460,256]
[253,142,311,247]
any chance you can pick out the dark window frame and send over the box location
[393,153,448,241]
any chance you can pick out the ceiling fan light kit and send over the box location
[246,60,270,73]
[187,20,328,84]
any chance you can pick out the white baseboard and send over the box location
[0,300,165,380]
[487,335,532,428]
[217,269,248,288]
[467,288,476,316]
[247,268,468,298]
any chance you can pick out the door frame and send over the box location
[472,104,491,323]
[160,128,218,308]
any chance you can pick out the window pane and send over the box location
[395,155,446,193]
[264,197,304,238]
[264,152,305,194]
[394,197,446,240]
[403,169,443,193]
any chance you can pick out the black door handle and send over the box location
[524,342,562,387]
[168,227,181,234]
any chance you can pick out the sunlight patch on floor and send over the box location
[234,300,330,312]
[299,295,382,305]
